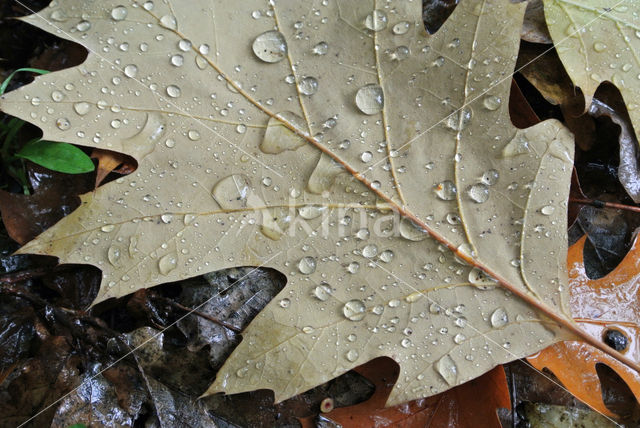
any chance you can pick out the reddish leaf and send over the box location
[0,164,93,244]
[528,235,640,417]
[301,357,509,428]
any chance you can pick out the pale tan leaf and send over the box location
[0,0,597,406]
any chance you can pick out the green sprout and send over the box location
[1,68,94,194]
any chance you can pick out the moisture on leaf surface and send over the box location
[0,0,583,406]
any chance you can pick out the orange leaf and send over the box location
[528,235,640,417]
[301,357,509,428]
[90,148,136,188]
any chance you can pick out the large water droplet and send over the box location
[343,299,366,321]
[73,102,90,116]
[362,244,378,258]
[252,30,287,63]
[468,267,497,290]
[502,134,531,158]
[434,180,457,200]
[298,256,317,274]
[482,95,502,111]
[166,85,181,98]
[298,76,318,96]
[298,205,324,219]
[261,112,306,154]
[212,175,252,209]
[312,41,328,55]
[445,107,473,131]
[481,169,499,186]
[159,14,177,30]
[345,349,359,362]
[541,205,555,216]
[467,183,489,203]
[392,21,410,35]
[158,253,177,275]
[399,218,429,241]
[107,246,121,266]
[355,84,384,115]
[312,284,332,301]
[435,354,458,386]
[364,9,388,31]
[123,64,138,78]
[490,307,508,328]
[111,5,128,21]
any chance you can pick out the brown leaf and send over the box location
[90,148,137,188]
[301,357,509,428]
[528,235,640,417]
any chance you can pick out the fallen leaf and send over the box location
[543,0,640,142]
[521,0,552,44]
[3,0,622,406]
[0,164,93,245]
[91,148,137,188]
[302,358,509,428]
[528,234,640,417]
[521,402,621,428]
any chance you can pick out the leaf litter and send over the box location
[0,0,640,426]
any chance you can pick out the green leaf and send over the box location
[16,140,94,174]
[0,68,49,95]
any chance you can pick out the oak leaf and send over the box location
[528,234,640,417]
[1,0,621,406]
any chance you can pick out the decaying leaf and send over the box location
[543,0,640,140]
[303,358,509,428]
[528,235,640,417]
[3,0,627,407]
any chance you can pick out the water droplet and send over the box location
[261,112,306,154]
[236,124,247,134]
[593,42,607,52]
[347,262,360,274]
[236,367,248,377]
[468,267,497,289]
[364,9,388,32]
[388,299,400,308]
[170,54,184,67]
[56,118,70,131]
[73,102,90,116]
[399,218,429,241]
[159,14,177,30]
[434,180,457,201]
[178,39,192,51]
[76,20,91,31]
[298,256,317,274]
[107,246,121,266]
[362,244,378,258]
[50,10,67,22]
[312,41,328,55]
[302,326,314,334]
[446,107,473,131]
[123,64,138,78]
[161,214,173,224]
[355,84,384,115]
[345,349,359,362]
[165,138,176,148]
[166,85,181,98]
[467,183,489,203]
[51,90,64,102]
[342,299,366,321]
[298,205,324,219]
[212,174,252,209]
[252,30,287,63]
[405,291,423,303]
[158,253,177,275]
[401,338,411,348]
[435,354,458,386]
[279,298,291,308]
[298,76,319,96]
[360,151,373,162]
[355,228,370,240]
[312,284,332,301]
[188,130,200,141]
[392,21,410,35]
[481,169,499,185]
[541,205,555,216]
[490,307,508,328]
[502,134,531,157]
[379,249,394,263]
[111,5,128,21]
[101,224,115,233]
[453,333,466,344]
[482,95,501,111]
